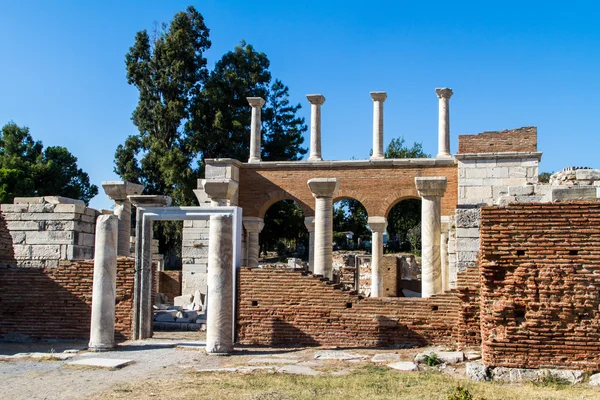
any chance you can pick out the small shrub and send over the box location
[447,385,474,400]
[423,352,442,367]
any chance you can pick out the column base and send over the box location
[248,157,261,163]
[308,156,323,162]
[370,155,385,161]
[436,153,452,159]
[88,344,114,352]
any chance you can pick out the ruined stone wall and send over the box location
[0,258,135,341]
[1,197,99,267]
[381,254,398,297]
[159,271,182,302]
[0,212,16,266]
[237,268,462,347]
[181,219,209,296]
[458,127,537,154]
[480,202,600,370]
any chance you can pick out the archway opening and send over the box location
[333,198,369,251]
[259,199,309,264]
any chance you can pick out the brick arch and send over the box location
[383,191,422,219]
[257,189,314,219]
[333,190,372,218]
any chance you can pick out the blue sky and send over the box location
[1,1,599,210]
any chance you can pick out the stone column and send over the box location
[415,177,447,298]
[247,97,266,163]
[440,219,450,292]
[307,178,339,278]
[368,216,387,297]
[307,94,326,161]
[101,181,144,256]
[370,92,387,160]
[129,195,172,340]
[203,179,238,355]
[89,214,118,351]
[304,216,315,272]
[436,88,453,158]
[243,217,264,268]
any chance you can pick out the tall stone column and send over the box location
[243,217,264,268]
[370,92,387,160]
[307,178,339,278]
[129,195,172,340]
[440,221,450,292]
[415,177,447,298]
[247,97,266,163]
[368,216,387,297]
[203,179,238,355]
[436,88,453,158]
[89,214,118,351]
[102,181,144,256]
[304,216,315,272]
[307,94,326,161]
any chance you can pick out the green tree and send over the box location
[385,137,429,254]
[0,122,98,204]
[538,171,552,183]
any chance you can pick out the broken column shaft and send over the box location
[304,216,315,272]
[243,217,264,268]
[101,181,144,256]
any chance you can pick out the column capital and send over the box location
[304,216,315,232]
[102,181,144,201]
[415,177,447,197]
[370,91,387,102]
[246,97,265,108]
[367,216,387,232]
[435,88,453,100]
[306,94,326,105]
[243,217,264,233]
[307,178,340,198]
[201,179,238,203]
[128,195,172,207]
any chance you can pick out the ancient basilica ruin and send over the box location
[2,88,600,375]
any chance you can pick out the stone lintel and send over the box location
[370,91,387,102]
[102,181,144,201]
[306,94,326,105]
[13,196,86,206]
[304,216,315,231]
[436,88,453,99]
[455,152,543,161]
[128,195,172,208]
[202,179,239,202]
[307,178,340,198]
[415,177,448,197]
[242,217,264,233]
[247,97,265,108]
[367,216,387,232]
[241,158,456,169]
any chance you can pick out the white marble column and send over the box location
[415,177,447,298]
[370,92,387,160]
[368,216,387,297]
[101,181,144,256]
[203,179,238,355]
[89,214,118,351]
[436,88,453,158]
[304,216,315,272]
[307,178,339,278]
[247,97,266,163]
[440,218,450,292]
[129,195,172,340]
[307,94,325,161]
[243,217,264,268]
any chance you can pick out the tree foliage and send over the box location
[333,199,369,249]
[0,122,98,204]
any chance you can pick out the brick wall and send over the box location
[159,271,182,302]
[0,258,135,341]
[458,127,537,154]
[0,212,16,266]
[237,268,463,347]
[480,202,600,370]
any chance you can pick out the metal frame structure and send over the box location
[132,206,243,341]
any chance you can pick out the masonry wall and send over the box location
[0,212,16,266]
[0,258,135,341]
[159,271,182,302]
[237,268,463,347]
[480,202,600,371]
[458,127,537,154]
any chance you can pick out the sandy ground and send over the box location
[0,332,468,400]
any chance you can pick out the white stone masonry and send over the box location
[102,181,144,257]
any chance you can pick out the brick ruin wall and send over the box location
[457,126,537,154]
[237,268,471,347]
[480,202,600,371]
[158,271,182,302]
[0,258,136,341]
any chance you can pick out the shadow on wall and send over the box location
[0,262,134,342]
[0,212,16,266]
[375,315,428,347]
[269,318,320,346]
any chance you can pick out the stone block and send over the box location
[589,372,600,386]
[77,233,95,247]
[456,238,480,252]
[466,361,489,382]
[43,196,85,206]
[13,245,31,258]
[488,167,509,178]
[26,231,75,245]
[464,186,492,200]
[182,246,208,258]
[465,169,488,179]
[30,245,62,260]
[387,361,418,371]
[54,203,87,214]
[476,159,496,167]
[66,245,94,260]
[371,354,401,363]
[508,166,527,178]
[456,228,479,238]
[182,264,207,296]
[10,231,25,244]
[0,204,28,212]
[543,187,597,202]
[526,166,538,180]
[508,185,534,196]
[491,186,508,199]
[20,213,78,221]
[13,197,44,204]
[455,208,480,228]
[80,214,96,223]
[461,178,484,186]
[67,358,132,369]
[457,251,478,262]
[174,294,193,308]
[27,204,56,213]
[458,160,478,168]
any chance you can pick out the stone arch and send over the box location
[382,189,421,218]
[333,189,374,218]
[257,189,313,219]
